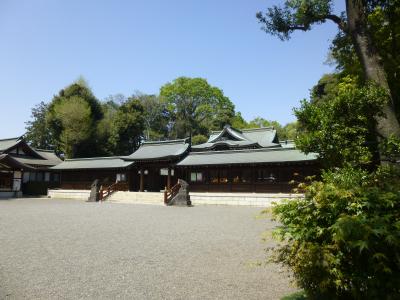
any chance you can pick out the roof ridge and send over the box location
[142,138,189,145]
[0,137,22,142]
[188,147,293,156]
[34,148,56,153]
[241,127,274,132]
[65,156,123,161]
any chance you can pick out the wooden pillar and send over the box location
[167,167,171,190]
[252,165,256,193]
[140,167,144,192]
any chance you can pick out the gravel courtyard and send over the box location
[0,198,296,299]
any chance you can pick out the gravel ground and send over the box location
[0,198,296,300]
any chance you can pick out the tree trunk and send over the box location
[346,0,400,140]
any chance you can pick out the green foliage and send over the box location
[230,112,248,129]
[282,122,298,140]
[310,74,340,104]
[271,166,400,299]
[295,79,388,168]
[109,97,145,155]
[281,291,307,300]
[256,0,335,41]
[133,93,169,140]
[24,101,53,149]
[96,100,120,156]
[52,97,93,158]
[159,77,235,138]
[46,81,104,158]
[191,134,208,145]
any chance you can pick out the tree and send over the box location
[133,93,169,140]
[52,97,93,158]
[282,121,298,140]
[329,2,400,117]
[230,112,248,129]
[257,0,400,151]
[159,77,235,138]
[110,97,145,155]
[295,78,386,168]
[96,99,120,156]
[46,81,103,157]
[25,101,53,149]
[271,166,400,299]
[191,134,208,145]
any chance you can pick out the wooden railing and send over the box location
[99,182,128,201]
[164,182,181,205]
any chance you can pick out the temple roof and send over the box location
[0,137,23,153]
[177,148,318,166]
[52,157,133,170]
[192,126,280,151]
[0,154,35,170]
[124,139,190,161]
[0,137,61,169]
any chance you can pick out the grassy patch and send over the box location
[281,290,307,300]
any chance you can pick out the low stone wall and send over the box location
[107,191,164,204]
[0,191,22,199]
[190,192,302,207]
[48,189,90,200]
[47,189,302,207]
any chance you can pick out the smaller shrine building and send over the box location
[0,137,61,196]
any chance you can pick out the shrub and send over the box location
[271,166,400,299]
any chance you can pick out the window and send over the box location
[23,172,30,183]
[257,169,278,182]
[36,172,44,182]
[52,173,60,182]
[29,172,36,182]
[231,169,252,184]
[241,169,252,183]
[44,172,50,182]
[116,173,127,182]
[210,170,218,183]
[190,172,203,182]
[219,170,228,183]
[160,168,174,176]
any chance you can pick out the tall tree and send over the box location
[257,0,400,147]
[110,97,145,155]
[133,93,169,140]
[46,81,103,157]
[52,97,93,158]
[159,77,235,138]
[25,101,53,149]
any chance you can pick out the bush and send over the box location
[271,166,400,299]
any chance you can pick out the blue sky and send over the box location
[0,0,344,138]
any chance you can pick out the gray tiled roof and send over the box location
[52,157,133,170]
[34,149,63,165]
[0,137,21,152]
[11,156,60,167]
[241,127,278,147]
[124,139,189,161]
[192,140,260,150]
[195,126,279,150]
[177,148,318,166]
[0,137,61,168]
[0,154,35,170]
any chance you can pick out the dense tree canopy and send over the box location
[24,101,53,149]
[109,97,145,155]
[25,77,295,157]
[46,82,104,158]
[159,77,235,138]
[257,0,400,151]
[257,2,400,298]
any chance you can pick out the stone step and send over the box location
[107,191,164,204]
